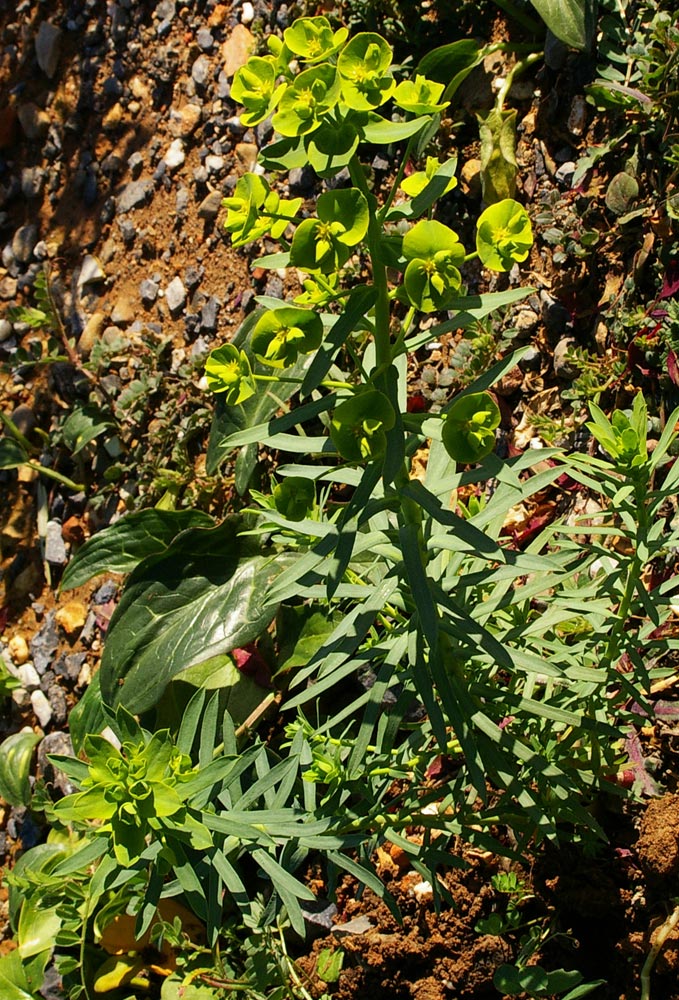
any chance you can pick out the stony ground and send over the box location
[2,1,679,998]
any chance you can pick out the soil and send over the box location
[1,1,679,999]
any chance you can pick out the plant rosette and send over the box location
[337,32,395,111]
[442,391,501,464]
[402,219,465,312]
[330,390,396,462]
[272,63,342,137]
[283,16,348,63]
[204,344,255,404]
[290,188,370,274]
[230,57,287,127]
[476,198,533,272]
[251,307,324,368]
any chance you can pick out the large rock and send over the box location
[35,22,62,78]
[222,24,255,78]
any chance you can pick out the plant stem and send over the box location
[641,904,679,1000]
[495,51,543,113]
[26,462,85,491]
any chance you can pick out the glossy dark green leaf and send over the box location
[61,508,215,590]
[0,437,28,470]
[529,0,594,50]
[0,731,41,806]
[61,404,115,455]
[67,673,114,754]
[416,39,486,95]
[99,520,291,713]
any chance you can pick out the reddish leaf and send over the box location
[232,643,272,688]
[668,350,679,387]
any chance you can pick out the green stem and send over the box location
[495,51,543,113]
[253,373,353,391]
[378,134,418,223]
[26,462,85,491]
[348,157,392,375]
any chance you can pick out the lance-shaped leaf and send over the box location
[284,16,348,62]
[476,199,533,272]
[337,32,395,111]
[441,391,500,464]
[402,219,465,312]
[231,57,287,127]
[250,306,323,368]
[204,344,256,404]
[330,390,395,462]
[272,63,341,137]
[99,520,293,713]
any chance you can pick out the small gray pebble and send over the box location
[198,189,223,220]
[553,338,579,380]
[191,54,211,88]
[116,178,153,214]
[196,27,214,51]
[45,520,68,565]
[139,278,159,306]
[165,275,187,314]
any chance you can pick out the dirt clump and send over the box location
[636,793,679,882]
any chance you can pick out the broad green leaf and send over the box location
[61,405,115,455]
[0,951,39,1000]
[529,0,593,50]
[258,135,308,172]
[0,437,28,469]
[416,38,486,96]
[361,113,431,144]
[99,520,292,713]
[67,673,111,754]
[61,508,214,590]
[155,654,270,732]
[0,731,41,806]
[306,121,359,176]
[18,902,61,959]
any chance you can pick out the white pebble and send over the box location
[241,1,255,24]
[18,662,41,690]
[164,138,185,170]
[31,689,53,728]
